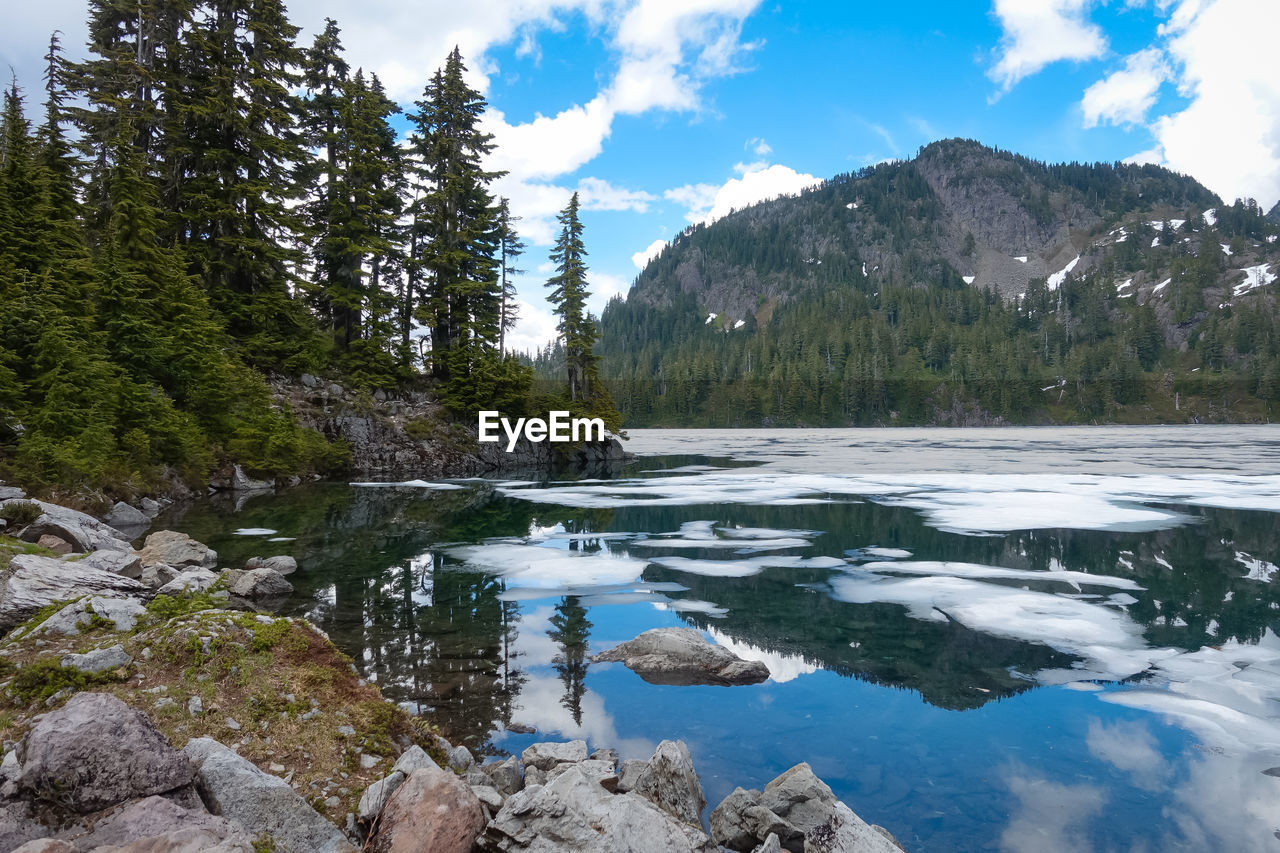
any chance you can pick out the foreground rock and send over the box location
[18,693,195,814]
[481,763,718,853]
[0,554,146,631]
[369,763,485,853]
[592,627,770,686]
[70,795,255,851]
[137,531,217,570]
[712,763,904,853]
[33,596,147,635]
[4,500,131,554]
[183,738,357,853]
[222,567,293,599]
[631,740,705,826]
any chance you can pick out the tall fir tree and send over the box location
[495,196,525,355]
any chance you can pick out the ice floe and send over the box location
[1046,256,1080,291]
[351,479,466,490]
[233,528,277,536]
[846,547,912,560]
[856,560,1143,591]
[649,554,845,578]
[446,542,646,589]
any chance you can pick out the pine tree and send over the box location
[496,196,525,355]
[546,192,594,402]
[406,48,503,381]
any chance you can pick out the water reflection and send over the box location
[158,454,1280,851]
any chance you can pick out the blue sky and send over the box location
[4,0,1277,353]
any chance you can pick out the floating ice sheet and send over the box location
[447,542,645,589]
[233,528,277,536]
[846,547,913,560]
[857,560,1143,591]
[351,479,465,490]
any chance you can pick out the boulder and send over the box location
[102,501,151,532]
[18,693,195,814]
[391,745,436,776]
[521,740,588,771]
[357,771,406,823]
[75,549,143,579]
[10,841,72,853]
[60,643,132,674]
[472,784,504,812]
[0,486,26,500]
[483,756,523,798]
[368,764,485,853]
[758,764,902,853]
[140,564,180,589]
[245,555,297,576]
[139,498,162,516]
[6,500,131,554]
[754,834,783,853]
[221,568,292,599]
[481,764,718,853]
[592,628,770,686]
[71,795,254,852]
[710,788,803,853]
[182,737,356,853]
[212,465,274,493]
[154,568,220,597]
[632,740,705,826]
[545,758,619,792]
[33,596,146,635]
[138,531,217,570]
[37,536,72,555]
[0,801,49,852]
[446,744,474,773]
[616,759,648,793]
[0,554,145,632]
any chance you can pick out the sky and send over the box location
[3,0,1277,354]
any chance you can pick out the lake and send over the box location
[159,425,1280,852]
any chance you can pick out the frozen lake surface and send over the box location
[164,425,1280,852]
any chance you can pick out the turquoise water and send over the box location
[161,426,1280,852]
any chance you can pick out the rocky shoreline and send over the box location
[0,492,903,852]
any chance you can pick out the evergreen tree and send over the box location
[496,196,525,355]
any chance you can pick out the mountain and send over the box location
[598,139,1280,426]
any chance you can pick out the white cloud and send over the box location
[988,0,1108,92]
[1081,47,1170,128]
[668,162,822,225]
[503,299,560,356]
[1139,0,1280,208]
[577,177,657,212]
[631,238,669,269]
[747,136,772,156]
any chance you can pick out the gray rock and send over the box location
[222,568,293,599]
[446,744,473,772]
[300,373,319,389]
[616,759,648,793]
[0,554,145,632]
[0,486,26,500]
[139,497,161,516]
[632,740,706,826]
[155,568,220,597]
[102,501,151,532]
[482,755,523,797]
[6,499,130,554]
[188,697,203,716]
[482,764,718,853]
[391,745,435,776]
[71,794,254,851]
[182,737,356,853]
[709,787,804,853]
[521,740,588,771]
[245,555,298,575]
[590,747,619,766]
[224,465,273,493]
[33,596,146,635]
[0,801,50,852]
[37,535,71,555]
[18,693,195,814]
[359,753,382,770]
[592,628,770,686]
[10,840,72,853]
[471,784,504,811]
[1,749,20,782]
[545,758,619,792]
[759,763,902,853]
[140,563,181,589]
[75,549,143,579]
[138,531,217,569]
[357,770,406,823]
[524,766,547,787]
[753,833,783,853]
[60,643,132,674]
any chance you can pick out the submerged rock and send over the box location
[369,764,485,853]
[182,737,356,853]
[18,693,195,814]
[245,555,298,575]
[592,627,770,686]
[0,554,145,632]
